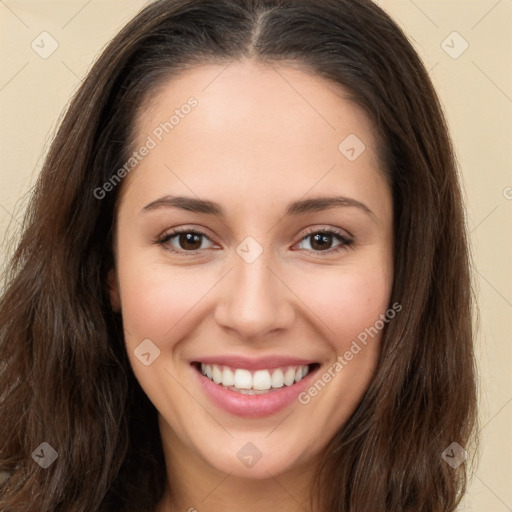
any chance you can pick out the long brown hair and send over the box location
[0,0,478,510]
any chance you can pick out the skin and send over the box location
[108,60,394,512]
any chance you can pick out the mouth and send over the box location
[191,361,321,395]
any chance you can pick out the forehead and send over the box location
[122,60,387,216]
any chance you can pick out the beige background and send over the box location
[1,1,511,510]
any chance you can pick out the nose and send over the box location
[214,247,295,341]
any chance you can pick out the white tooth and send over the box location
[221,366,235,387]
[223,384,275,394]
[234,369,252,389]
[203,363,310,389]
[212,364,223,384]
[271,369,284,388]
[239,388,259,395]
[253,370,272,390]
[283,367,296,386]
[246,388,270,395]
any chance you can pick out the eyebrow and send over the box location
[142,194,376,220]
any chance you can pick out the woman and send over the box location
[0,0,478,510]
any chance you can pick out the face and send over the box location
[109,60,393,484]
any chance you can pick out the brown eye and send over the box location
[176,232,203,251]
[309,232,335,251]
[157,229,214,254]
[296,228,353,254]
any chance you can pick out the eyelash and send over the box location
[155,226,354,256]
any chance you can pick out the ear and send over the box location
[107,267,121,312]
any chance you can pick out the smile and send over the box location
[195,362,318,395]
[191,361,321,417]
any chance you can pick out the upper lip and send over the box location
[191,355,318,371]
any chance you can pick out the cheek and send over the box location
[117,260,208,346]
[118,260,392,345]
[290,264,392,347]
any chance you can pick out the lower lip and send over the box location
[192,363,320,418]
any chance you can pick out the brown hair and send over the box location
[0,0,478,510]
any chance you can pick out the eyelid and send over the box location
[298,225,353,242]
[156,225,354,255]
[292,226,353,254]
[156,226,217,252]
